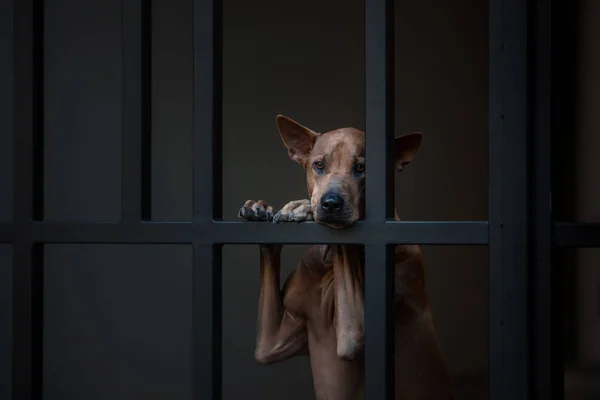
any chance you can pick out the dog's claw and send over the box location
[243,199,311,223]
[238,200,273,222]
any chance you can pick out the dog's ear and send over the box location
[395,132,422,171]
[276,114,319,166]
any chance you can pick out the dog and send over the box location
[238,115,453,400]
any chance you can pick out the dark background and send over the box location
[0,0,598,399]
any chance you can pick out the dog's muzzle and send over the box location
[316,192,352,228]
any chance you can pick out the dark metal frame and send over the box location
[4,0,599,399]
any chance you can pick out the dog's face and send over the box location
[276,115,422,228]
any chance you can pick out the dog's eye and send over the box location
[314,161,324,170]
[355,163,365,173]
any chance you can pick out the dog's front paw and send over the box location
[273,199,313,223]
[238,200,274,221]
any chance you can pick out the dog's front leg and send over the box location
[272,199,313,223]
[255,244,308,364]
[238,200,308,363]
[332,245,365,360]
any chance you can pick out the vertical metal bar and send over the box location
[364,244,395,400]
[365,0,394,221]
[32,0,44,223]
[0,0,13,226]
[121,0,150,222]
[12,0,43,398]
[552,0,578,366]
[193,243,222,400]
[531,1,559,399]
[489,0,530,398]
[193,0,222,400]
[11,246,43,400]
[193,0,222,396]
[31,245,43,398]
[140,0,152,221]
[193,0,222,221]
[365,0,394,398]
[13,0,38,224]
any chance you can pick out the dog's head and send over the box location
[276,114,422,228]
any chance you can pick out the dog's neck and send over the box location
[320,244,364,267]
[319,208,401,266]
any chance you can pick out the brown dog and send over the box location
[238,115,453,400]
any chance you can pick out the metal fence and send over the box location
[3,0,599,399]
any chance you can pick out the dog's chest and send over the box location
[298,245,366,329]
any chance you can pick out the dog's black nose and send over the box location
[321,194,344,212]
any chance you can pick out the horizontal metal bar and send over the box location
[212,221,490,245]
[0,220,489,245]
[7,220,600,247]
[5,222,196,244]
[554,222,600,248]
